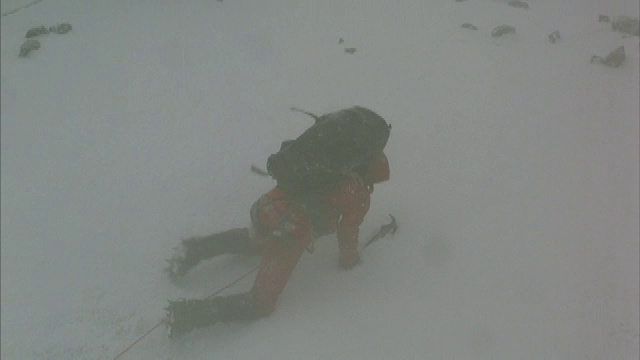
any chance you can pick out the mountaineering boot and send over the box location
[165,292,260,338]
[165,228,251,279]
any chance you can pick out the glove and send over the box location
[339,251,360,269]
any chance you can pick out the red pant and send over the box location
[249,187,316,315]
[250,234,309,315]
[249,178,370,315]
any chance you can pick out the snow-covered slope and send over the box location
[1,0,638,359]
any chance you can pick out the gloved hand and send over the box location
[339,251,360,269]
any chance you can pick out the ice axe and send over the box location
[361,214,397,251]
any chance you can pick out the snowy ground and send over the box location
[1,0,638,359]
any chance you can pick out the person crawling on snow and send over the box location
[165,106,391,338]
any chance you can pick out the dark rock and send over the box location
[599,15,610,23]
[461,23,478,30]
[19,39,40,57]
[507,1,529,9]
[26,23,72,38]
[590,46,625,68]
[492,25,516,37]
[25,26,48,38]
[52,23,72,34]
[338,37,344,44]
[548,31,560,43]
[344,47,357,54]
[611,16,639,36]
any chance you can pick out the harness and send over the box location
[250,193,339,254]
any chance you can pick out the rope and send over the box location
[113,215,396,358]
[1,0,43,17]
[112,264,259,360]
[207,264,259,299]
[112,321,164,360]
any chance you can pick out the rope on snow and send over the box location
[112,265,260,359]
[1,0,43,17]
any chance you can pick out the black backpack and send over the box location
[267,106,391,196]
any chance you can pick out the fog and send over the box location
[1,0,638,359]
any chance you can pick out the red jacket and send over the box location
[249,151,389,315]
